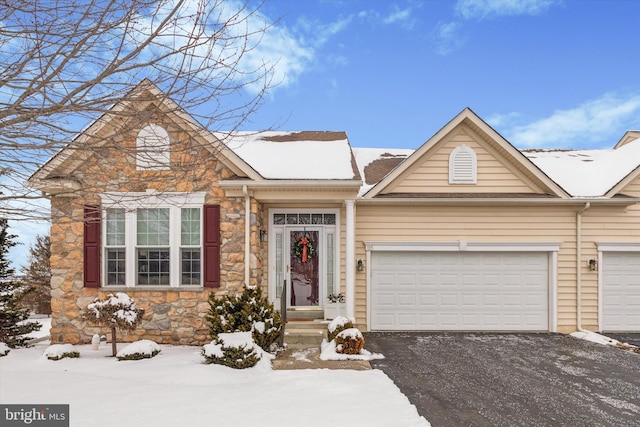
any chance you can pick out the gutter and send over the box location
[356,197,639,206]
[576,202,591,332]
[243,185,252,289]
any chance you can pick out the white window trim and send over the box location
[449,144,477,184]
[101,191,206,288]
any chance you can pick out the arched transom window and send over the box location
[136,124,170,170]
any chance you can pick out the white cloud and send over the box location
[489,93,640,148]
[383,5,416,29]
[433,21,465,56]
[455,0,561,20]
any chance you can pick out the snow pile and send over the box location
[321,317,384,361]
[0,342,9,356]
[117,340,161,361]
[570,331,620,346]
[43,344,79,360]
[0,343,429,426]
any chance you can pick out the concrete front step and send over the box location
[284,320,328,349]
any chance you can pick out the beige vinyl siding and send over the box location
[355,204,579,332]
[386,126,541,194]
[582,203,640,329]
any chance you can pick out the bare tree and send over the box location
[1,0,277,219]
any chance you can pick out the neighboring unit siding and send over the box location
[582,203,640,330]
[387,127,539,194]
[354,204,581,333]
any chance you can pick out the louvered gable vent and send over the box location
[449,144,477,184]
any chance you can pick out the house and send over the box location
[29,80,640,345]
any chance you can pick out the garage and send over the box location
[370,251,550,331]
[601,252,640,332]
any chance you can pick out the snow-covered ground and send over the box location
[0,341,429,427]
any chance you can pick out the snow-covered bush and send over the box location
[82,292,144,357]
[334,328,365,355]
[327,316,353,341]
[205,286,282,352]
[44,344,80,360]
[202,332,261,369]
[117,340,161,361]
[0,342,10,357]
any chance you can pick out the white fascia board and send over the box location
[220,179,362,188]
[356,197,640,206]
[596,243,640,252]
[364,241,562,252]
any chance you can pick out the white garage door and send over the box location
[602,252,640,332]
[370,251,549,331]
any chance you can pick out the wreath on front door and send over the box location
[293,235,315,263]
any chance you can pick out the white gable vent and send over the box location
[136,124,171,170]
[449,144,477,184]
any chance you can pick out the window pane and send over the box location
[273,214,285,225]
[326,233,334,296]
[275,233,283,298]
[286,214,298,224]
[137,208,170,246]
[106,208,125,246]
[324,214,336,225]
[181,208,200,246]
[311,214,323,224]
[181,248,201,285]
[137,248,170,285]
[298,214,310,224]
[106,249,126,286]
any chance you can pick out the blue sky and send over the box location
[241,0,640,149]
[8,0,640,268]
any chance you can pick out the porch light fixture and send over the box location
[259,229,268,242]
[587,258,597,271]
[357,259,364,272]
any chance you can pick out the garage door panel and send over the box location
[371,251,549,331]
[603,252,640,332]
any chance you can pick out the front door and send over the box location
[287,229,320,308]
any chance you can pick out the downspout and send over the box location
[345,200,356,320]
[576,202,590,332]
[243,185,252,288]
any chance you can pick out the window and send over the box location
[136,124,170,170]
[449,144,477,184]
[101,192,206,287]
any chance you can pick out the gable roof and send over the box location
[29,79,262,193]
[360,108,569,199]
[525,136,640,197]
[220,131,360,180]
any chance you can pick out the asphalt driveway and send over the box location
[364,332,640,427]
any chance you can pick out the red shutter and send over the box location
[203,204,221,288]
[84,205,101,288]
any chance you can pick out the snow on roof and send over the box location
[352,147,415,196]
[524,137,640,197]
[221,131,357,180]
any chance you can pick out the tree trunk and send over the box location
[111,327,117,357]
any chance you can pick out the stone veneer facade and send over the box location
[48,105,265,346]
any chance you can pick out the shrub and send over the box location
[0,342,10,357]
[82,292,144,357]
[44,344,80,360]
[117,340,161,361]
[205,286,282,351]
[202,332,260,369]
[334,328,365,355]
[327,316,354,341]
